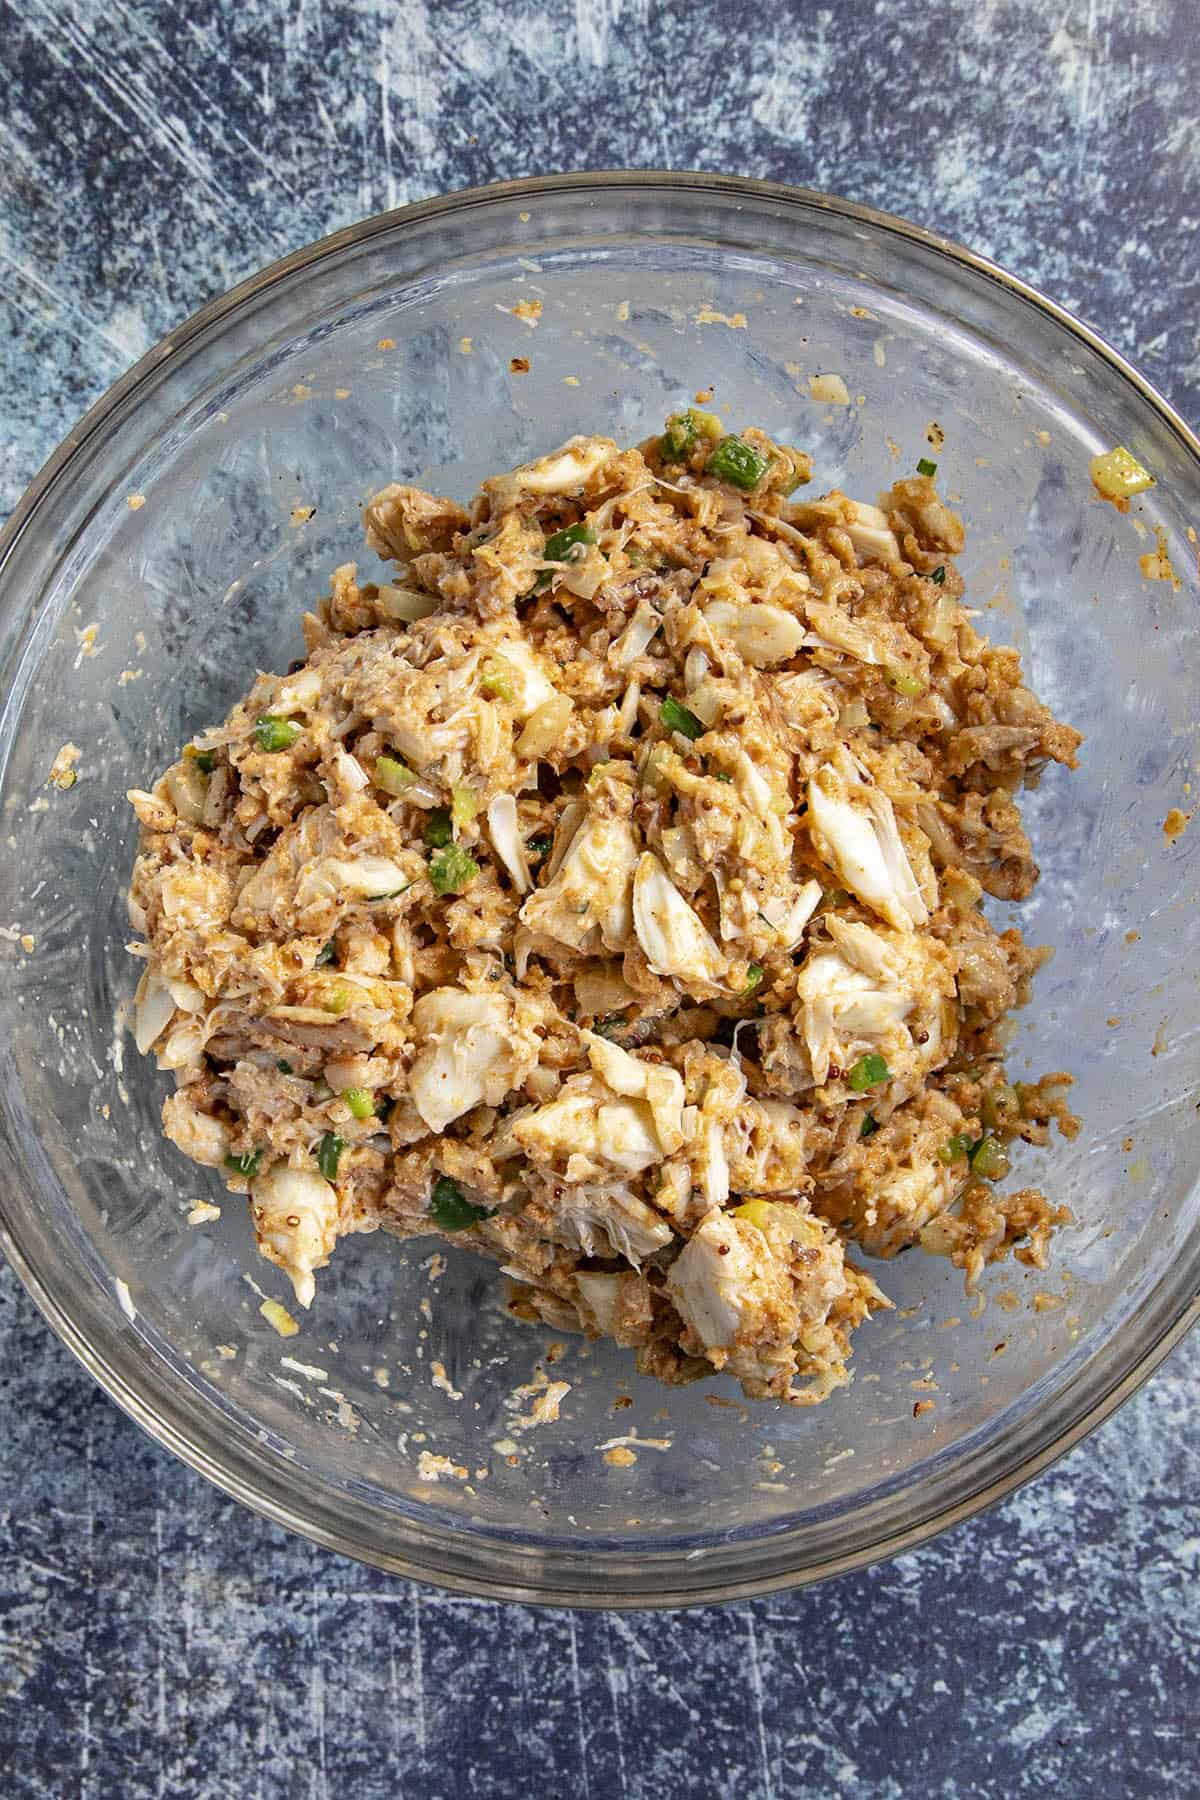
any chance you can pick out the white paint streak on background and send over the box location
[607,1612,698,1722]
[434,36,522,145]
[0,237,132,362]
[25,0,251,222]
[382,1,440,174]
[106,0,302,203]
[745,1607,777,1800]
[602,1616,629,1796]
[309,1578,328,1799]
[377,24,398,211]
[154,1500,167,1795]
[411,1587,427,1754]
[567,1612,593,1800]
[575,0,650,69]
[389,1644,404,1766]
[1047,0,1122,152]
[81,1412,95,1793]
[750,7,834,138]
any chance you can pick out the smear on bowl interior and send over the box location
[125,409,1080,1407]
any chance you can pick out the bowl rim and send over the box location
[2,168,1198,1608]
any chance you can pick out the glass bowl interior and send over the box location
[1,175,1198,1605]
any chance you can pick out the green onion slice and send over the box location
[317,1133,345,1180]
[429,1175,493,1230]
[706,437,769,491]
[659,696,705,740]
[255,716,301,753]
[847,1052,890,1092]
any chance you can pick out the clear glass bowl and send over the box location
[2,174,1198,1607]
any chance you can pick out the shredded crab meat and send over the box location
[807,755,929,931]
[486,794,532,894]
[126,416,1080,1406]
[632,852,729,987]
[250,1164,339,1308]
[408,988,534,1131]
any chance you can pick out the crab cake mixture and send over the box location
[127,413,1080,1405]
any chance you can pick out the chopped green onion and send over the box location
[779,448,810,494]
[194,750,216,774]
[375,754,417,796]
[860,1111,880,1139]
[847,1052,891,1092]
[660,411,699,462]
[660,695,705,740]
[713,770,734,783]
[255,715,301,753]
[429,1174,493,1231]
[526,835,553,862]
[970,1135,1010,1181]
[744,963,764,992]
[707,437,769,491]
[424,807,453,848]
[981,1083,1021,1131]
[317,1133,345,1180]
[276,1060,294,1074]
[916,457,938,478]
[479,658,514,700]
[543,522,597,563]
[886,667,927,699]
[429,844,479,895]
[315,941,337,966]
[224,1150,263,1179]
[343,1087,374,1120]
[451,784,478,829]
[625,543,657,568]
[660,408,722,462]
[938,1133,975,1165]
[930,565,946,585]
[321,985,351,1015]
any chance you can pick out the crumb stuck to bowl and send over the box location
[416,1449,468,1482]
[1089,444,1155,509]
[47,743,81,790]
[808,372,850,404]
[260,1298,299,1338]
[1141,526,1181,590]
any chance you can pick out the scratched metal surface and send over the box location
[1,1,1199,1794]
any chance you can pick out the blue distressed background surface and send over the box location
[1,2,1198,1794]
